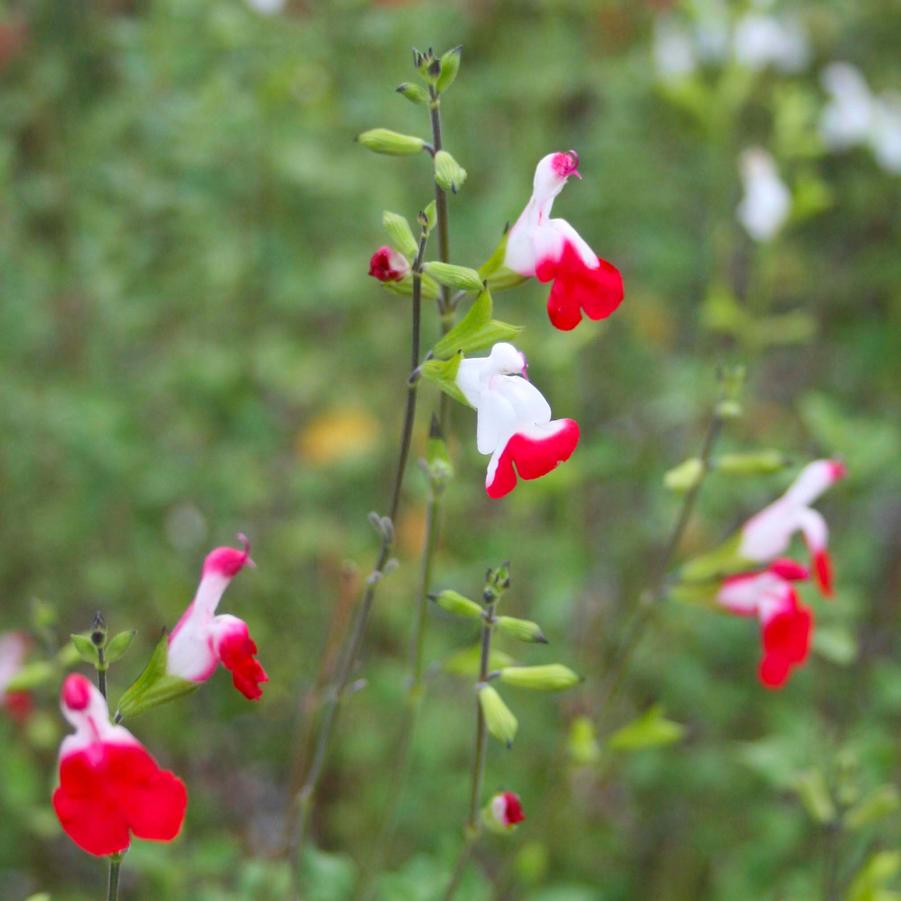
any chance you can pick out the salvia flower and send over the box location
[368,245,410,282]
[717,559,812,689]
[733,13,809,74]
[741,459,846,595]
[736,148,790,242]
[456,342,579,498]
[0,631,32,722]
[167,536,268,700]
[52,674,187,856]
[485,791,526,832]
[504,152,624,331]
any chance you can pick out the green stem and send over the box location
[107,852,122,901]
[290,231,428,885]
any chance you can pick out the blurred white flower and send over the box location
[733,13,809,73]
[653,18,697,80]
[245,0,285,15]
[692,0,731,63]
[869,95,901,173]
[819,63,874,149]
[737,148,791,242]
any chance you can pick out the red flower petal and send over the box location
[758,597,813,689]
[542,243,624,331]
[502,791,526,826]
[218,624,269,700]
[486,420,580,499]
[813,549,833,597]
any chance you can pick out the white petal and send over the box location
[476,386,518,455]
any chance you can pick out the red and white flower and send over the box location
[52,673,187,856]
[167,536,268,700]
[368,246,410,282]
[717,559,812,689]
[487,791,526,830]
[0,631,32,722]
[504,151,624,331]
[740,460,846,595]
[456,342,579,499]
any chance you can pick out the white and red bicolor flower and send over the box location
[740,460,846,596]
[504,151,624,331]
[717,559,812,689]
[167,536,268,700]
[0,631,32,723]
[368,246,410,282]
[456,342,579,499]
[488,791,526,830]
[52,673,187,856]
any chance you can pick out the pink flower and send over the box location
[52,674,187,856]
[368,246,410,282]
[456,342,579,498]
[718,560,813,689]
[505,151,624,331]
[167,535,268,700]
[740,460,846,595]
[489,791,526,829]
[0,631,32,723]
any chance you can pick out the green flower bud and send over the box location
[357,128,426,156]
[436,46,462,93]
[71,633,101,667]
[714,450,788,475]
[425,417,454,491]
[382,211,419,259]
[498,664,581,692]
[424,261,483,293]
[432,590,483,620]
[395,82,429,105]
[105,629,137,665]
[496,616,547,644]
[478,684,518,747]
[568,715,602,766]
[663,458,703,492]
[434,150,467,193]
[420,200,437,235]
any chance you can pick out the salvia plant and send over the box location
[7,31,889,901]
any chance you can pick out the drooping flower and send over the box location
[736,148,791,242]
[52,674,187,856]
[740,460,846,595]
[717,559,812,688]
[368,246,410,283]
[504,152,624,331]
[0,631,32,723]
[733,13,809,73]
[486,791,526,830]
[167,536,268,700]
[456,342,579,498]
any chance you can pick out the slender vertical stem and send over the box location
[290,231,428,882]
[97,648,107,700]
[107,852,122,901]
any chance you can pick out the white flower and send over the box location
[820,63,874,150]
[736,148,791,242]
[733,13,809,73]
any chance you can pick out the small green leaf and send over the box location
[496,616,547,644]
[431,289,523,359]
[608,705,685,751]
[846,785,901,830]
[498,664,581,691]
[70,633,100,666]
[848,851,901,901]
[356,128,426,156]
[395,82,429,105]
[419,351,469,406]
[436,45,462,93]
[115,634,199,720]
[434,150,467,193]
[432,590,483,620]
[105,630,137,665]
[478,684,518,747]
[793,769,836,824]
[382,211,418,259]
[423,261,483,293]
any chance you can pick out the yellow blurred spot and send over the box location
[397,507,426,557]
[296,408,380,466]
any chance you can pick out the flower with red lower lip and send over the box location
[740,460,846,596]
[487,791,526,830]
[717,559,813,689]
[52,674,187,856]
[0,631,32,723]
[504,151,624,331]
[456,342,579,499]
[167,535,268,700]
[368,246,410,282]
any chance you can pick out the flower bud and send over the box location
[423,261,482,293]
[497,664,581,692]
[714,450,788,475]
[436,46,462,93]
[432,590,483,620]
[382,211,419,259]
[663,458,703,492]
[496,616,547,644]
[369,246,410,283]
[395,82,429,105]
[434,150,467,193]
[568,715,601,766]
[357,128,426,156]
[478,684,518,747]
[483,791,525,833]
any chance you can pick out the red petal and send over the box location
[543,243,623,331]
[758,599,813,689]
[218,624,269,700]
[502,791,526,825]
[813,549,834,597]
[486,421,580,499]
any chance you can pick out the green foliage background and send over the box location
[1,0,899,898]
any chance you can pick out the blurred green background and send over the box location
[1,0,899,898]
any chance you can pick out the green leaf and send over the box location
[444,645,515,677]
[431,289,523,359]
[70,633,100,666]
[436,46,462,93]
[793,769,836,824]
[105,629,137,664]
[608,705,685,751]
[419,351,469,406]
[478,230,529,293]
[5,661,56,692]
[847,785,901,830]
[423,261,483,293]
[356,128,426,156]
[568,715,602,766]
[848,851,901,901]
[382,211,418,258]
[115,634,199,720]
